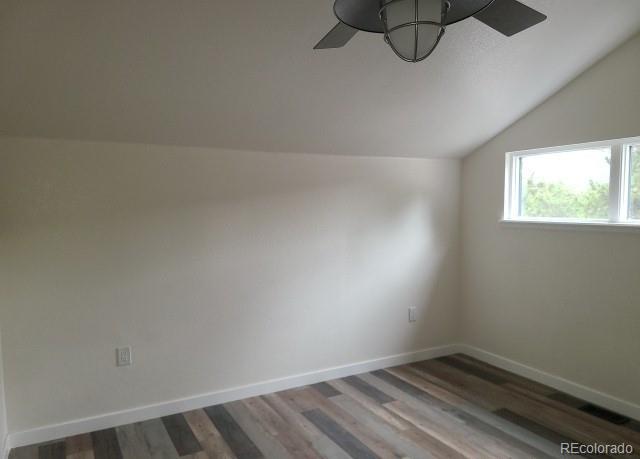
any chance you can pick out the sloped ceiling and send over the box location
[1,0,640,158]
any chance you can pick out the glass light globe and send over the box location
[380,0,450,62]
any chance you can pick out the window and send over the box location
[517,147,611,221]
[504,137,640,226]
[629,144,640,220]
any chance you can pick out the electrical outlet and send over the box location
[408,307,417,323]
[116,346,132,367]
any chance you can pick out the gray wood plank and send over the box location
[579,404,631,425]
[116,423,153,459]
[370,370,438,405]
[302,409,379,459]
[494,409,597,458]
[204,405,264,459]
[65,433,95,459]
[9,445,39,459]
[183,409,238,459]
[282,387,399,459]
[161,414,202,456]
[548,392,588,409]
[263,393,352,459]
[138,418,180,459]
[369,370,554,458]
[452,354,556,395]
[91,429,123,459]
[417,359,640,454]
[326,379,409,432]
[436,356,508,384]
[627,420,640,433]
[225,400,293,459]
[360,372,563,458]
[495,408,579,445]
[38,442,65,459]
[342,376,394,405]
[310,382,341,398]
[245,396,323,459]
[331,394,438,459]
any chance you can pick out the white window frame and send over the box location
[503,136,640,229]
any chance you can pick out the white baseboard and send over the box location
[458,344,640,422]
[8,344,461,450]
[8,343,639,454]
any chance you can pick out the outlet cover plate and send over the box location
[116,346,132,367]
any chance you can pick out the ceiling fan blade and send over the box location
[314,22,358,49]
[474,0,547,37]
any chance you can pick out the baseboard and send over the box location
[10,343,638,452]
[458,344,640,422]
[8,343,461,449]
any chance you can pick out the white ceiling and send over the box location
[1,0,640,158]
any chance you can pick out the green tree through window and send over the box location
[522,179,609,219]
[521,155,610,220]
[630,146,640,218]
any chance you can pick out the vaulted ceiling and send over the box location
[1,0,640,157]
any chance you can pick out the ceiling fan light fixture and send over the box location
[379,0,450,63]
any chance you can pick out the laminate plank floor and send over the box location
[10,354,640,458]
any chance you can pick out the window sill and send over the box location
[500,219,640,233]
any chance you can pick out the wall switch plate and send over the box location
[408,307,417,322]
[116,346,132,367]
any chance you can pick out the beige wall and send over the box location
[461,33,640,405]
[0,137,461,433]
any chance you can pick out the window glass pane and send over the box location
[518,148,611,220]
[630,144,640,220]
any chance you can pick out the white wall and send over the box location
[461,33,640,406]
[0,137,461,434]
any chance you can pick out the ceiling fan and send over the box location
[314,0,547,63]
